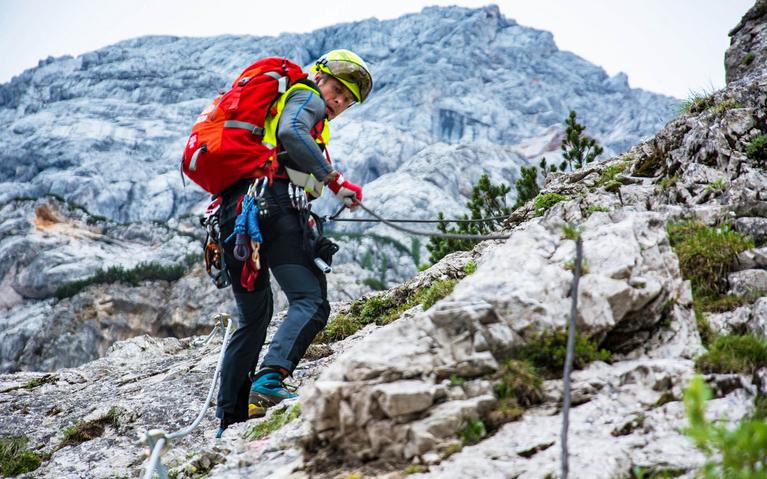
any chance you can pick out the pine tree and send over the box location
[513,165,541,210]
[559,110,604,171]
[427,174,511,264]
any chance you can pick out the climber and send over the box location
[214,49,372,437]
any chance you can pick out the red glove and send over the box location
[327,172,363,210]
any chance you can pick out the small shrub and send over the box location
[559,110,604,171]
[463,260,477,275]
[563,258,590,274]
[488,359,544,427]
[449,374,466,386]
[513,330,610,377]
[695,334,767,374]
[417,279,457,310]
[746,133,767,167]
[667,221,753,300]
[513,165,541,209]
[458,419,486,445]
[24,374,56,390]
[362,278,386,291]
[0,436,43,476]
[684,375,767,478]
[533,193,568,216]
[704,178,726,193]
[585,205,610,217]
[245,403,300,440]
[658,175,679,190]
[681,91,715,115]
[711,100,744,114]
[561,223,582,241]
[596,161,629,191]
[742,52,755,66]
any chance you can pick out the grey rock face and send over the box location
[725,0,767,84]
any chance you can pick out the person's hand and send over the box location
[327,172,363,210]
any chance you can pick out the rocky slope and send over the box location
[0,5,682,374]
[0,3,765,478]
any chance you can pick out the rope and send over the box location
[351,201,513,241]
[326,214,512,224]
[560,236,583,479]
[142,313,235,479]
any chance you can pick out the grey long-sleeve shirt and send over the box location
[276,88,332,181]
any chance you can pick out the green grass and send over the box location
[596,161,629,191]
[681,91,716,115]
[667,221,753,301]
[658,175,679,190]
[463,261,477,275]
[245,403,300,441]
[59,408,120,449]
[633,150,664,177]
[585,205,610,217]
[746,133,767,167]
[698,295,751,313]
[533,193,568,216]
[513,330,610,377]
[695,334,767,374]
[0,436,44,476]
[24,374,56,390]
[704,178,726,193]
[315,278,459,343]
[487,359,544,427]
[710,100,744,114]
[458,418,486,445]
[55,260,192,299]
[742,52,755,66]
[404,464,428,475]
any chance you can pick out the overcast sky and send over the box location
[0,0,753,99]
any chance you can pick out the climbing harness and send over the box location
[141,313,234,479]
[290,183,339,273]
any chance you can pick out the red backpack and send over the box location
[181,57,308,195]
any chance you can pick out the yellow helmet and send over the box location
[312,49,373,103]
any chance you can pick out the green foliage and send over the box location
[681,91,716,114]
[463,261,477,275]
[658,175,679,190]
[711,100,744,114]
[361,278,386,291]
[245,403,300,440]
[55,261,189,299]
[667,221,754,301]
[684,375,767,478]
[705,178,726,193]
[693,302,716,347]
[513,330,611,377]
[631,466,685,479]
[449,374,466,386]
[596,161,629,191]
[404,464,428,475]
[513,165,541,209]
[60,408,120,448]
[417,279,457,310]
[360,250,374,270]
[585,205,610,217]
[699,294,751,313]
[410,238,422,269]
[561,223,582,241]
[24,374,56,390]
[427,174,511,264]
[539,157,558,177]
[317,278,458,343]
[743,52,756,65]
[458,419,486,445]
[746,133,767,167]
[695,334,767,374]
[533,193,568,216]
[559,110,604,171]
[0,436,43,476]
[488,359,544,427]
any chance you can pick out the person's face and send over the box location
[317,75,356,120]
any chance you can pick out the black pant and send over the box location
[216,180,330,422]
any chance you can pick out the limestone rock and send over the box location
[725,0,767,83]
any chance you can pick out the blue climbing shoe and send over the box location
[249,370,297,408]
